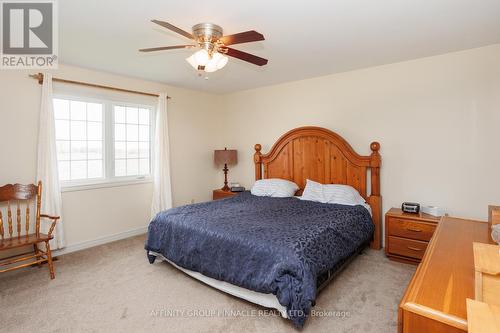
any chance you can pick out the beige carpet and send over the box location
[0,235,415,333]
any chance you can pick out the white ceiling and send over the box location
[60,0,500,94]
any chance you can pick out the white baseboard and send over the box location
[53,226,148,257]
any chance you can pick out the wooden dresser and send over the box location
[398,216,491,333]
[385,208,440,264]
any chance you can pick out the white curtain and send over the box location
[36,73,65,249]
[151,93,173,218]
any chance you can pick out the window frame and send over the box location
[53,93,156,192]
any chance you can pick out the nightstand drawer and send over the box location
[387,217,436,242]
[387,236,428,260]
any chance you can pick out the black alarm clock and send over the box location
[402,202,420,214]
[230,186,245,192]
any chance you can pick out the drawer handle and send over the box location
[406,227,423,232]
[407,246,423,251]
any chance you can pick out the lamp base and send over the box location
[220,164,230,192]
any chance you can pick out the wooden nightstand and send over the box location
[213,189,238,200]
[385,208,440,264]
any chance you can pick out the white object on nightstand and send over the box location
[421,205,445,217]
[492,225,500,255]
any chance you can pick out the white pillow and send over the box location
[300,179,324,202]
[323,184,366,206]
[301,179,366,206]
[251,178,299,198]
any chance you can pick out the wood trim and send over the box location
[0,183,38,201]
[466,299,500,333]
[0,258,48,273]
[404,218,443,301]
[254,126,382,249]
[367,195,382,249]
[399,217,492,332]
[402,302,468,331]
[213,189,238,200]
[387,253,421,265]
[29,73,171,99]
[36,181,41,238]
[0,252,45,267]
[386,208,441,224]
[40,214,60,220]
[257,127,380,168]
[475,270,483,302]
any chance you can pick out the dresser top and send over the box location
[400,216,490,330]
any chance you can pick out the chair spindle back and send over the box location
[0,182,42,240]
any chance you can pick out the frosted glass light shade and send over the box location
[194,49,209,66]
[216,55,228,69]
[205,52,229,72]
[204,59,218,73]
[186,50,229,72]
[211,52,228,69]
[185,54,199,70]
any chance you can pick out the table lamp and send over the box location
[214,148,237,191]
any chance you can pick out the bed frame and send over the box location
[254,126,382,250]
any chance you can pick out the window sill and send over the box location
[61,178,152,193]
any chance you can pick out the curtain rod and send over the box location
[29,73,171,99]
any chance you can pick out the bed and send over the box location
[145,126,382,327]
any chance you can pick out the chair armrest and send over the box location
[40,214,60,220]
[40,214,60,237]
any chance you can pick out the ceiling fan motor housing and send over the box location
[192,23,224,53]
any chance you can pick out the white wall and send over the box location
[220,44,500,221]
[1,44,498,252]
[0,64,221,249]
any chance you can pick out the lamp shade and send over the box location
[214,148,237,165]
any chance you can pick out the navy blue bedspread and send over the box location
[145,191,373,327]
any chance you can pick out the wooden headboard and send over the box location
[254,126,382,250]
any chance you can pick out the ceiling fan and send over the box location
[140,20,268,73]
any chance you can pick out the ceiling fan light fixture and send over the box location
[185,54,199,70]
[205,57,220,73]
[186,50,229,73]
[204,63,218,73]
[204,52,228,72]
[193,49,209,66]
[213,52,229,70]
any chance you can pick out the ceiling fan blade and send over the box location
[220,30,265,46]
[151,20,193,40]
[139,45,196,52]
[224,47,268,66]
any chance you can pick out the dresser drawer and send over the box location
[387,217,436,242]
[387,236,428,260]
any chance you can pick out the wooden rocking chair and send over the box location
[0,181,60,279]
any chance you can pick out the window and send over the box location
[53,96,154,189]
[113,106,151,177]
[54,99,104,181]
